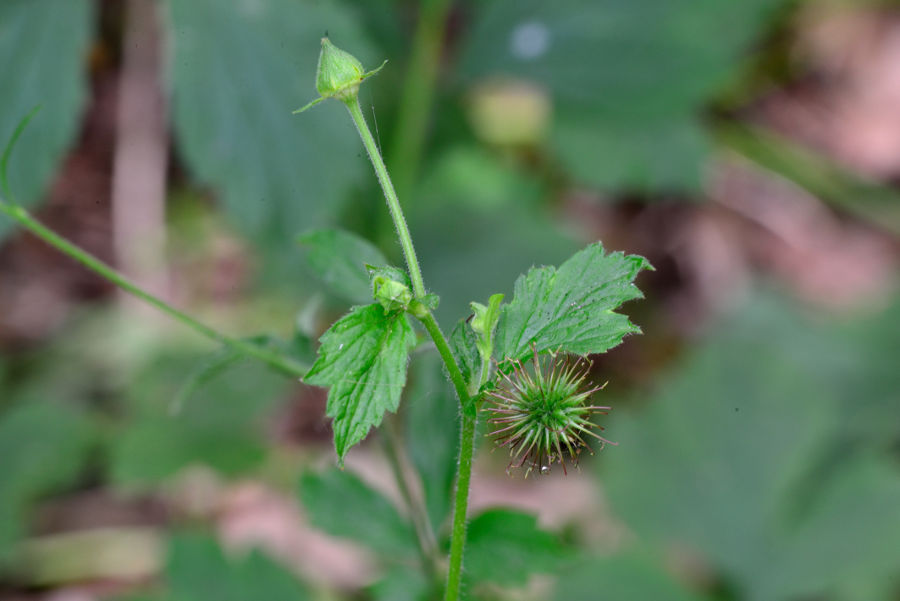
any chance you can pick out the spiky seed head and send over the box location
[485,349,615,476]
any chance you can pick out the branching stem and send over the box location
[0,200,308,379]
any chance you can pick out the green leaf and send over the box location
[449,318,480,387]
[470,293,504,363]
[370,566,431,601]
[405,353,460,531]
[165,533,309,601]
[555,551,708,601]
[164,0,376,249]
[304,304,416,461]
[298,228,387,304]
[110,358,288,489]
[495,242,651,362]
[459,0,781,192]
[602,293,900,601]
[411,146,579,324]
[0,402,93,557]
[0,0,93,237]
[464,509,566,587]
[298,468,416,556]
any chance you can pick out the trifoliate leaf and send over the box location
[298,468,417,556]
[305,304,416,461]
[495,243,650,362]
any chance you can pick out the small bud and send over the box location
[316,38,366,101]
[293,38,387,114]
[369,265,413,313]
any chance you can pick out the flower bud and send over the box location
[293,38,386,114]
[369,265,413,313]
[316,38,366,101]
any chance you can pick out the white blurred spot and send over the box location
[510,21,550,60]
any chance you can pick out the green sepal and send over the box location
[469,293,504,363]
[293,38,387,113]
[368,265,413,313]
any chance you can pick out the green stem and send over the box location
[445,411,476,601]
[388,0,453,203]
[343,92,477,600]
[344,96,426,299]
[418,312,469,403]
[0,201,308,378]
[446,337,492,600]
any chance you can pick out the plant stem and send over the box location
[344,92,477,600]
[388,0,453,203]
[0,201,309,378]
[445,411,476,601]
[446,335,492,600]
[344,97,426,299]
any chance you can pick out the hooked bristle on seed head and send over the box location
[485,348,615,477]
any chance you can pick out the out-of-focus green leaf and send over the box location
[837,298,900,449]
[495,243,651,362]
[460,0,781,191]
[110,358,289,489]
[165,533,309,601]
[405,352,460,531]
[0,402,93,557]
[298,468,417,557]
[164,0,376,249]
[555,551,708,601]
[304,304,416,461]
[369,565,431,601]
[463,508,565,588]
[411,147,579,323]
[0,0,93,237]
[298,228,387,304]
[602,293,900,601]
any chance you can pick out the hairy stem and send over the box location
[445,411,476,601]
[0,201,308,378]
[344,97,425,299]
[343,94,477,599]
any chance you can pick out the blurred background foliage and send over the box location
[1,0,899,599]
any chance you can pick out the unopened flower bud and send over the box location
[293,38,387,114]
[316,38,366,101]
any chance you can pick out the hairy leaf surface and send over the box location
[495,243,650,362]
[305,304,416,460]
